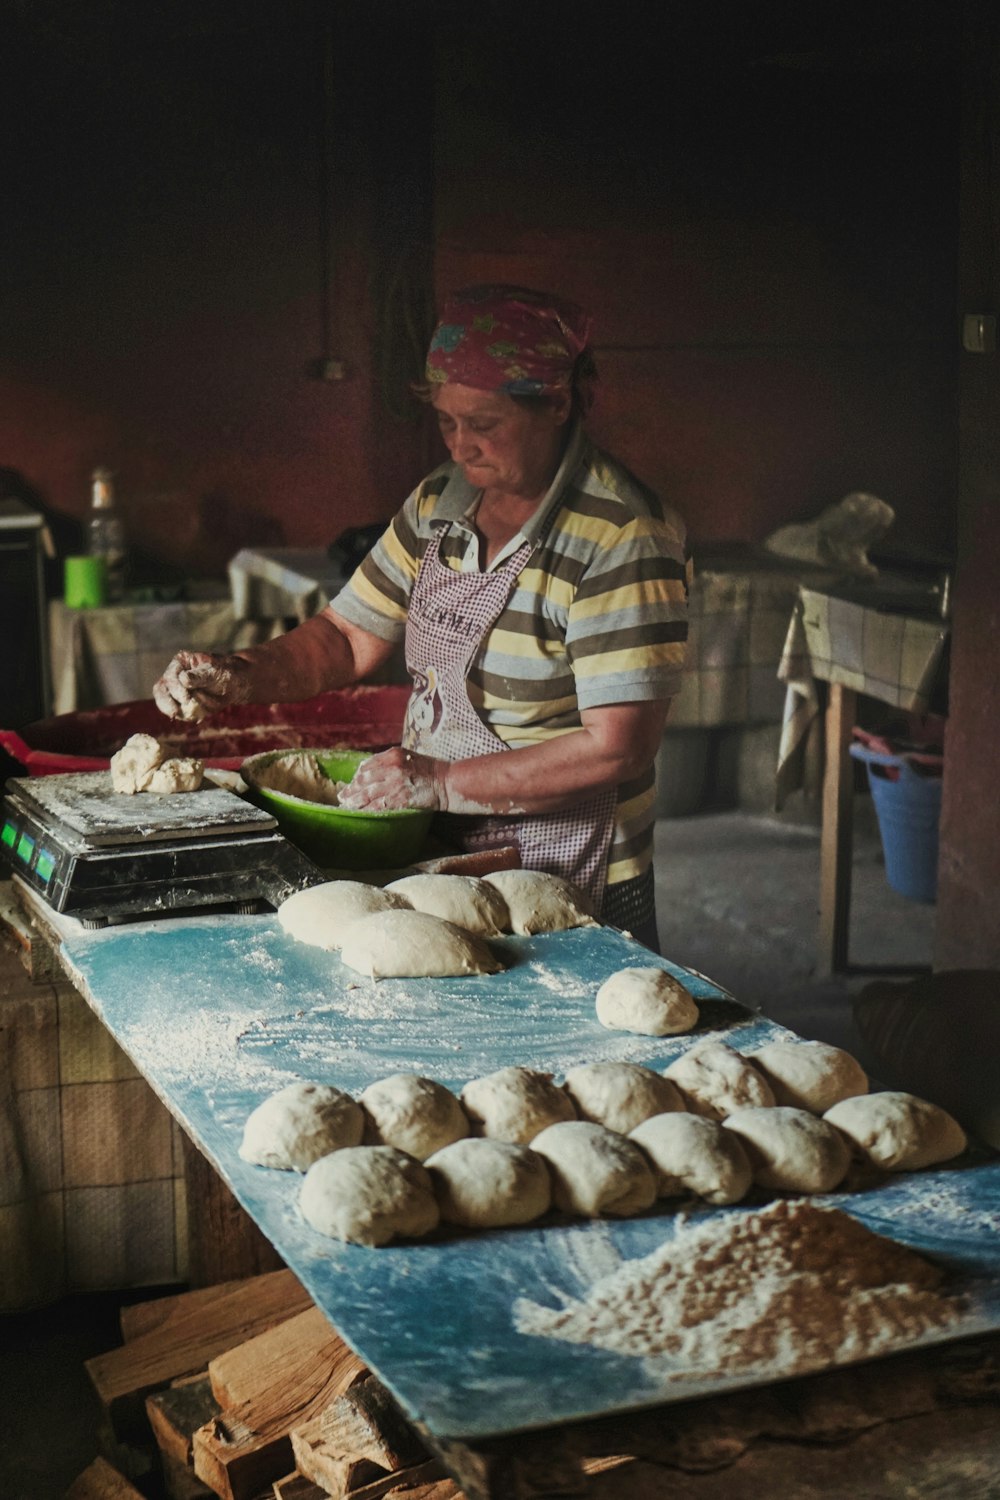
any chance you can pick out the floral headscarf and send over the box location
[424,285,595,407]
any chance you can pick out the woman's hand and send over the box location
[153,651,254,721]
[338,747,449,812]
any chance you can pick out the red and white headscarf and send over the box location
[425,285,595,408]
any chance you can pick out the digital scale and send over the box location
[0,772,325,927]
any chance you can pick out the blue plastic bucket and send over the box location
[849,743,943,903]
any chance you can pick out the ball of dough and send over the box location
[461,1066,577,1144]
[110,733,164,794]
[823,1091,967,1172]
[146,756,204,794]
[595,967,699,1037]
[384,873,509,938]
[359,1073,468,1160]
[663,1040,775,1120]
[724,1106,851,1193]
[339,909,504,979]
[531,1120,657,1218]
[278,880,412,951]
[254,751,344,805]
[629,1112,753,1205]
[482,869,596,935]
[562,1062,683,1135]
[300,1146,440,1246]
[748,1040,868,1114]
[426,1138,552,1228]
[239,1081,364,1172]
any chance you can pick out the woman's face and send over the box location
[431,383,570,501]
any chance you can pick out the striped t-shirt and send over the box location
[327,421,689,891]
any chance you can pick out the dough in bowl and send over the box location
[562,1062,683,1135]
[748,1039,868,1114]
[278,880,412,951]
[461,1066,577,1144]
[724,1105,852,1194]
[595,966,699,1036]
[531,1120,657,1218]
[360,1073,469,1160]
[824,1091,967,1172]
[239,1081,364,1171]
[663,1040,775,1120]
[629,1112,753,1205]
[385,872,509,937]
[300,1145,440,1246]
[482,869,596,935]
[339,909,504,979]
[426,1138,552,1228]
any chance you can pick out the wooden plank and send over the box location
[192,1313,368,1500]
[64,1455,146,1500]
[181,1130,286,1286]
[817,682,856,975]
[146,1374,221,1467]
[85,1267,313,1437]
[208,1305,367,1409]
[290,1375,429,1476]
[272,1474,329,1499]
[120,1275,278,1344]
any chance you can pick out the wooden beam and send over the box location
[817,682,856,975]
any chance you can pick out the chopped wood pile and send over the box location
[70,1268,462,1499]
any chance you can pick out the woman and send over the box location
[154,286,689,949]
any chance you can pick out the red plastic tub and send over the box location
[0,686,411,776]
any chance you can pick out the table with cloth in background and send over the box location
[776,583,950,976]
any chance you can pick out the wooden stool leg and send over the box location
[818,683,856,976]
[181,1132,284,1287]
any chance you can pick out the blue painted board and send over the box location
[55,913,1000,1442]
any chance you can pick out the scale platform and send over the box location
[0,772,324,926]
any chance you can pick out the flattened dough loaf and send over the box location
[461,1066,576,1144]
[360,1073,468,1160]
[629,1112,753,1205]
[749,1039,868,1114]
[824,1091,967,1172]
[427,1138,551,1228]
[724,1105,851,1193]
[663,1040,774,1120]
[562,1062,683,1135]
[531,1120,657,1218]
[239,1081,364,1171]
[483,869,596,935]
[595,966,699,1037]
[278,880,412,951]
[299,1145,440,1246]
[339,909,503,978]
[385,872,509,937]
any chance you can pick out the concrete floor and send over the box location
[0,807,937,1499]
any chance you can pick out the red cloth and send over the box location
[425,284,593,400]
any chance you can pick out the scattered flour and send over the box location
[514,1199,960,1379]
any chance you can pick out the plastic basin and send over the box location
[241,747,432,870]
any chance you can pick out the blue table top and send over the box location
[55,912,1000,1442]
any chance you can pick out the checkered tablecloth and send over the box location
[776,586,950,805]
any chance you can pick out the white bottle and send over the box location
[87,466,127,602]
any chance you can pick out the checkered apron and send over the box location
[402,522,616,909]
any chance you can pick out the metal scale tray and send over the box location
[0,772,323,925]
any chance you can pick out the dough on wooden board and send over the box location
[360,1073,469,1160]
[278,880,412,951]
[339,909,504,979]
[724,1105,852,1194]
[239,1081,364,1171]
[824,1091,967,1172]
[562,1062,684,1135]
[299,1145,440,1246]
[385,872,509,938]
[461,1066,577,1144]
[748,1039,868,1114]
[426,1138,552,1228]
[531,1120,657,1218]
[629,1112,753,1205]
[483,869,597,935]
[663,1040,775,1120]
[595,967,699,1037]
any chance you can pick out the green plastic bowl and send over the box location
[241,747,433,870]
